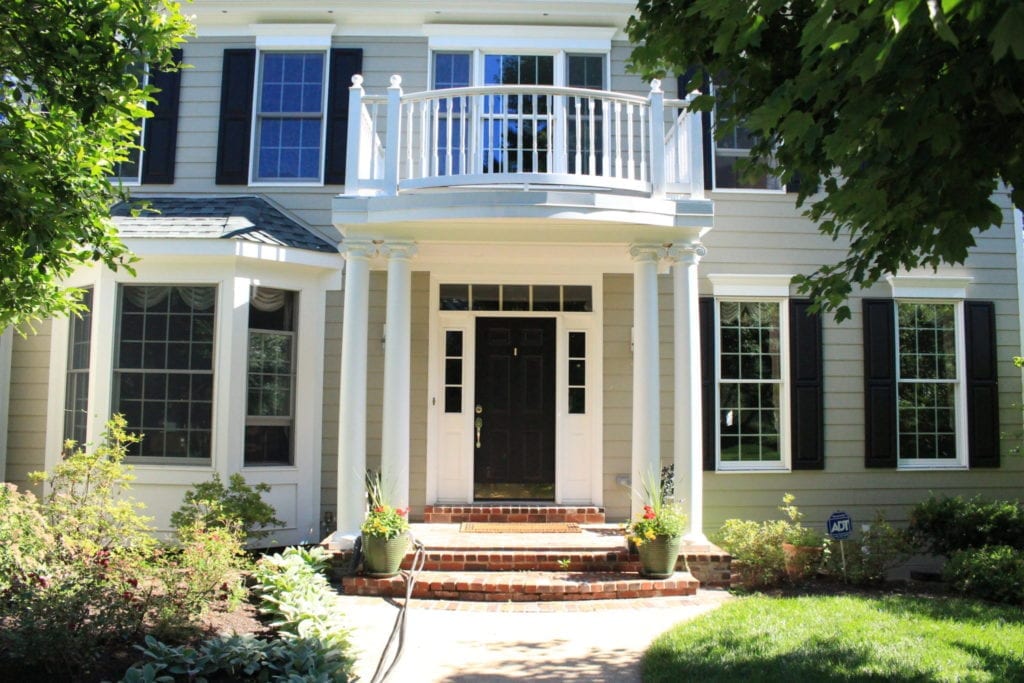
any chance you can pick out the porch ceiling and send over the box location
[332,189,713,245]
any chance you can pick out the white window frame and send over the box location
[248,25,334,186]
[244,287,298,466]
[893,299,969,470]
[714,296,791,472]
[709,81,784,194]
[888,276,971,470]
[110,65,148,186]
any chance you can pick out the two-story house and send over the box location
[1,0,1021,547]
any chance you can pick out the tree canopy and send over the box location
[628,0,1024,319]
[0,1,191,330]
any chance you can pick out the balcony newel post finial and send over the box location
[649,80,666,198]
[345,75,365,195]
[384,75,403,197]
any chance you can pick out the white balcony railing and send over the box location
[345,74,705,199]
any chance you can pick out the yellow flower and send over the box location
[645,529,656,540]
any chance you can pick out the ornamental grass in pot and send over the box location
[360,471,409,577]
[625,473,688,579]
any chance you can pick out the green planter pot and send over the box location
[362,533,409,578]
[637,534,683,579]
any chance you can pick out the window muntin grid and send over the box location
[114,285,216,461]
[568,331,586,414]
[245,287,296,466]
[717,300,783,463]
[63,287,93,447]
[896,302,958,460]
[444,330,464,413]
[255,52,325,181]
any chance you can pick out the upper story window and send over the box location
[431,51,607,175]
[254,52,326,182]
[710,82,783,191]
[111,64,148,184]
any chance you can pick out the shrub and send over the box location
[712,518,789,587]
[170,473,283,543]
[944,545,1024,605]
[160,514,250,623]
[0,417,164,680]
[712,494,823,587]
[124,546,355,682]
[824,513,916,585]
[908,494,1024,556]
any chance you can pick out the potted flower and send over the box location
[779,493,823,581]
[625,475,688,579]
[360,471,410,577]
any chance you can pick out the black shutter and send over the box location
[699,297,716,471]
[965,301,1000,467]
[787,171,803,195]
[789,299,824,469]
[324,48,363,185]
[215,49,256,185]
[863,299,897,467]
[141,48,182,184]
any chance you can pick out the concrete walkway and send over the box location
[341,589,732,682]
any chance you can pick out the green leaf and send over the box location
[990,3,1024,61]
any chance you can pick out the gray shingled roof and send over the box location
[111,196,336,253]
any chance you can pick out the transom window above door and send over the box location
[439,284,592,313]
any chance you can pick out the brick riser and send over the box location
[422,505,605,524]
[343,571,699,602]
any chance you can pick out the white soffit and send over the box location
[886,275,973,299]
[425,24,616,52]
[253,24,335,49]
[707,274,795,297]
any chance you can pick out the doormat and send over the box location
[460,522,581,533]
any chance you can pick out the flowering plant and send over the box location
[624,471,687,546]
[360,470,409,540]
[360,504,409,540]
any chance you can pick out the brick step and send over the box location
[403,548,639,572]
[342,570,699,602]
[422,505,605,524]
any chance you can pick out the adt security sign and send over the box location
[827,511,852,540]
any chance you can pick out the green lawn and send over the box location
[644,595,1024,683]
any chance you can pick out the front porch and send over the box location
[326,505,731,603]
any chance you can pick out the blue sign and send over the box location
[827,511,852,540]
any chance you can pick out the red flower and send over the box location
[374,505,385,513]
[397,508,408,517]
[643,505,656,520]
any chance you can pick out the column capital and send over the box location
[665,242,707,265]
[629,243,666,263]
[339,239,378,260]
[379,240,418,261]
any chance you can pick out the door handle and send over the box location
[475,416,483,449]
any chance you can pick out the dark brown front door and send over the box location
[473,317,556,500]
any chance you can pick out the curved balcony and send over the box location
[343,75,705,200]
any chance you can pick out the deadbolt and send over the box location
[475,404,483,414]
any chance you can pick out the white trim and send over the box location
[252,24,335,49]
[886,275,973,300]
[894,299,969,470]
[425,273,603,505]
[713,297,791,473]
[425,24,615,52]
[708,273,794,298]
[1015,208,1024,405]
[0,328,12,480]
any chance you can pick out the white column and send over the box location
[336,240,376,542]
[668,243,709,543]
[380,241,417,509]
[630,244,664,518]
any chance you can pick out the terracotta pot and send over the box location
[782,542,823,581]
[637,534,683,579]
[362,533,409,577]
